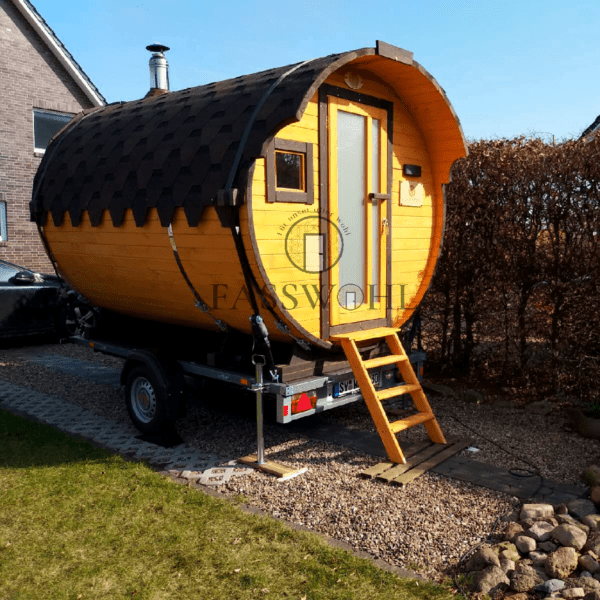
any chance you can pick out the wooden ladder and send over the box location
[330,327,446,464]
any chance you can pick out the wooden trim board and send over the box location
[359,436,472,485]
[239,454,307,481]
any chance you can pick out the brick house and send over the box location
[0,0,105,272]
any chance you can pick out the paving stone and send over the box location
[21,351,121,387]
[197,461,253,486]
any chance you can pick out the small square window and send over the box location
[33,110,73,153]
[276,151,305,191]
[0,202,7,241]
[266,138,314,204]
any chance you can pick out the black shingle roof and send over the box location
[31,48,369,228]
[581,114,600,140]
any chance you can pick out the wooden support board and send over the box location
[239,454,307,481]
[359,437,473,486]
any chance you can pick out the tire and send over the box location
[63,298,98,337]
[124,365,173,434]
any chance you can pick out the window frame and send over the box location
[266,138,314,204]
[0,200,7,242]
[33,109,74,154]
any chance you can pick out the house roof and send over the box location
[12,0,105,107]
[30,42,466,229]
[581,115,600,140]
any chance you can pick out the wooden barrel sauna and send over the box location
[31,41,466,352]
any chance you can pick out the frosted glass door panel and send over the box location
[337,110,366,295]
[371,119,380,299]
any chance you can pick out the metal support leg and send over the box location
[253,354,266,465]
[239,354,305,480]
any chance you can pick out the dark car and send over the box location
[0,260,68,339]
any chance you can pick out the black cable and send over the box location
[434,411,546,596]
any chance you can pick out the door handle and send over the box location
[369,193,390,201]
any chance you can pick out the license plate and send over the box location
[334,372,380,398]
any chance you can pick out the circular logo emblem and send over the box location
[284,215,344,274]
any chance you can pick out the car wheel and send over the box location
[64,301,97,337]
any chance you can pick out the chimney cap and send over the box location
[146,43,170,54]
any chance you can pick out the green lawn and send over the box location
[0,408,458,599]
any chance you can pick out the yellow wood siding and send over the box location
[45,207,290,340]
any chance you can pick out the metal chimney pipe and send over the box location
[146,44,170,91]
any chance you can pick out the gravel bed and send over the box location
[0,340,594,580]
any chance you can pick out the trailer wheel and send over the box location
[125,365,172,434]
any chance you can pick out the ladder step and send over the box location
[376,383,421,401]
[389,412,435,433]
[330,327,399,343]
[362,354,408,369]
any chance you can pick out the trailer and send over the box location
[31,41,466,463]
[69,325,426,426]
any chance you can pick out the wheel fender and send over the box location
[121,351,185,421]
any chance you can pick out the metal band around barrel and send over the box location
[167,224,228,332]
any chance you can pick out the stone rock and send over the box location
[559,514,584,526]
[553,523,588,551]
[461,388,484,404]
[586,530,600,554]
[539,541,559,552]
[510,562,542,592]
[592,488,600,506]
[535,578,566,594]
[496,541,521,562]
[526,521,555,542]
[502,510,520,523]
[533,564,550,581]
[583,572,594,578]
[468,565,510,596]
[465,545,501,572]
[504,593,528,600]
[499,557,516,574]
[519,518,537,529]
[557,515,590,534]
[580,555,600,574]
[582,466,600,487]
[556,503,569,515]
[575,576,600,593]
[570,409,600,440]
[569,499,599,521]
[505,522,525,541]
[583,591,600,600]
[521,503,554,520]
[562,589,586,599]
[583,515,600,530]
[515,534,537,554]
[526,399,553,415]
[546,546,579,579]
[529,550,548,566]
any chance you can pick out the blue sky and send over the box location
[33,0,600,141]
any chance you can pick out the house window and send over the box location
[0,202,7,241]
[33,110,73,153]
[266,138,314,204]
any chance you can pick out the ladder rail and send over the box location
[331,328,447,464]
